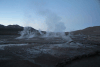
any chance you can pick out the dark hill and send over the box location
[0,24,24,35]
[0,24,38,35]
[0,24,45,35]
[72,26,100,35]
[0,24,100,36]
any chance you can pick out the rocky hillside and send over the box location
[0,24,100,36]
[72,26,100,35]
[71,26,100,44]
[0,24,24,35]
[0,24,46,35]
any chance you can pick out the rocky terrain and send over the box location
[0,24,23,35]
[72,26,100,35]
[0,24,100,67]
[0,24,45,35]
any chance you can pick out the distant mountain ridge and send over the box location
[72,26,100,35]
[0,24,36,35]
[0,24,23,29]
[0,24,100,35]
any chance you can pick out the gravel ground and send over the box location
[0,35,100,67]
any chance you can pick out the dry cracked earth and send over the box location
[0,35,100,67]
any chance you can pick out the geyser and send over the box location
[44,11,66,32]
[16,27,37,39]
[17,1,72,42]
[16,26,73,43]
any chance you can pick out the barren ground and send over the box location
[0,35,100,67]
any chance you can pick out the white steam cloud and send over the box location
[38,10,66,32]
[17,0,73,43]
[27,0,66,32]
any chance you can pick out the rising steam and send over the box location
[16,1,73,43]
[36,9,66,32]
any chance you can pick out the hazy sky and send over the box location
[0,0,100,31]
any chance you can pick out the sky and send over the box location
[0,0,100,32]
